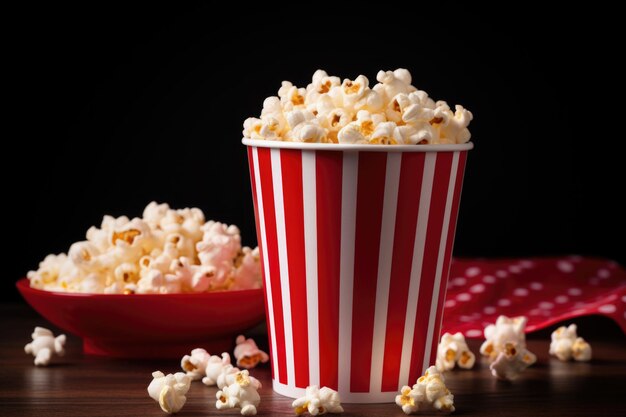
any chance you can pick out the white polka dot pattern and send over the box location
[441,257,626,338]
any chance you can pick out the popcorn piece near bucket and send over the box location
[234,335,269,369]
[203,352,233,386]
[24,326,66,366]
[396,366,455,414]
[489,342,537,380]
[147,371,191,414]
[436,332,475,371]
[480,315,532,361]
[292,385,344,415]
[549,324,592,361]
[180,348,211,381]
[215,370,261,416]
[216,364,262,390]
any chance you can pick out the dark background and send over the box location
[5,4,624,302]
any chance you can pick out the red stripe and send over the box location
[280,149,309,388]
[257,147,288,384]
[316,151,343,390]
[428,152,468,364]
[381,153,426,391]
[350,152,387,392]
[408,153,454,383]
[247,147,275,379]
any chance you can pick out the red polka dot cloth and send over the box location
[442,257,626,338]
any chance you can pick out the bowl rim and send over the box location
[15,278,264,299]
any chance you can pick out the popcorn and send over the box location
[395,366,455,414]
[489,342,537,380]
[480,315,532,361]
[234,335,269,369]
[292,385,344,415]
[148,371,191,414]
[27,254,68,289]
[549,324,592,361]
[196,221,242,289]
[436,332,475,371]
[231,247,262,290]
[202,352,232,386]
[215,370,261,416]
[243,68,472,145]
[181,348,211,381]
[136,269,182,294]
[28,202,262,294]
[24,326,66,366]
[305,70,341,104]
[216,364,262,390]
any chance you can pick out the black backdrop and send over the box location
[6,4,624,302]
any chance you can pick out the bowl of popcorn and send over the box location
[17,202,266,358]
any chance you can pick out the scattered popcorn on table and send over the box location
[243,69,472,145]
[215,370,261,416]
[181,348,211,381]
[234,335,269,369]
[549,324,592,361]
[216,363,262,390]
[203,352,233,386]
[24,326,66,366]
[436,332,475,371]
[147,371,191,414]
[395,366,455,414]
[489,342,537,380]
[27,202,262,294]
[480,315,534,362]
[292,385,344,415]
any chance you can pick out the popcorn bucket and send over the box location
[243,138,472,403]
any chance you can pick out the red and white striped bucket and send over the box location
[243,139,472,403]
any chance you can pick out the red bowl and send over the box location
[16,278,266,358]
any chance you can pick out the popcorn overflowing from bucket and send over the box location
[243,69,472,145]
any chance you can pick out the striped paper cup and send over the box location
[243,138,472,403]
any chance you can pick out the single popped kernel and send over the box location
[243,69,472,145]
[215,363,262,390]
[215,370,261,416]
[436,332,475,371]
[480,315,531,361]
[148,371,191,414]
[181,348,211,381]
[395,366,455,414]
[24,327,66,366]
[292,385,344,415]
[234,335,269,369]
[549,324,592,361]
[203,352,232,386]
[489,342,537,380]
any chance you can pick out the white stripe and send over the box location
[252,147,279,379]
[422,152,460,372]
[338,152,358,394]
[369,153,402,393]
[270,148,296,386]
[398,153,436,388]
[302,151,319,386]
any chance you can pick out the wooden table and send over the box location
[1,304,625,416]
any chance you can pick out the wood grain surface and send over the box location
[1,304,625,416]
